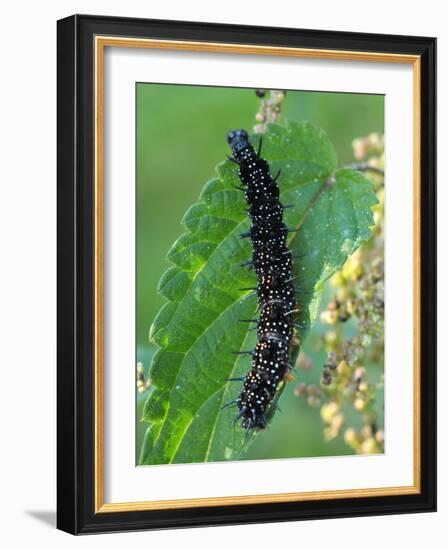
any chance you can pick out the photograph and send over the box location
[136,84,385,466]
[55,14,436,534]
[0,0,441,544]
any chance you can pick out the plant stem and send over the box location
[347,162,385,176]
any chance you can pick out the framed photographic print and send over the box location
[57,14,436,534]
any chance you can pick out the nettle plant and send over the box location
[294,132,385,455]
[138,92,382,465]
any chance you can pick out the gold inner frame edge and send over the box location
[94,35,422,514]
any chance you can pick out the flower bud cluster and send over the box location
[137,362,151,393]
[294,133,385,455]
[254,90,287,134]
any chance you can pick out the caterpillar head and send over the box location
[227,129,249,153]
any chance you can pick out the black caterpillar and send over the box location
[226,129,298,430]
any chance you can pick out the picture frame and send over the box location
[57,14,436,534]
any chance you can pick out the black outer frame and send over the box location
[57,14,437,535]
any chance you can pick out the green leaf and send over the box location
[139,121,377,465]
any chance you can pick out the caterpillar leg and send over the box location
[257,137,263,157]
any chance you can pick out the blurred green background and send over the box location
[136,84,384,462]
